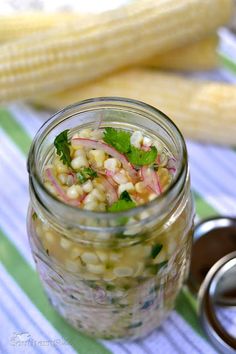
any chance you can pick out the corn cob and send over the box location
[0,0,232,103]
[32,69,236,146]
[0,12,219,71]
[144,35,219,71]
[0,12,81,42]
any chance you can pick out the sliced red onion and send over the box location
[141,166,161,195]
[168,167,176,174]
[141,166,152,189]
[156,152,168,167]
[107,175,117,188]
[45,168,69,201]
[166,157,177,174]
[67,172,76,186]
[45,167,83,206]
[105,169,115,178]
[152,170,162,195]
[71,138,137,179]
[99,175,118,205]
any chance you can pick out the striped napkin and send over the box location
[0,101,236,354]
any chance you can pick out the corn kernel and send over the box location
[81,252,100,264]
[83,201,99,211]
[44,231,54,243]
[103,272,116,281]
[113,171,128,184]
[82,180,93,193]
[74,149,86,158]
[66,185,79,199]
[139,211,150,220]
[70,247,82,260]
[109,252,122,262]
[84,192,96,204]
[158,153,168,167]
[118,182,135,195]
[97,203,106,211]
[167,240,177,255]
[148,193,157,201]
[153,140,164,153]
[154,249,167,263]
[71,155,89,169]
[60,237,72,249]
[92,180,105,192]
[54,158,68,173]
[133,262,144,277]
[96,250,109,262]
[143,136,153,146]
[88,150,106,168]
[45,182,56,196]
[87,263,105,274]
[91,130,103,140]
[58,173,67,185]
[78,129,92,138]
[113,266,133,277]
[65,260,80,272]
[104,158,121,172]
[135,181,146,193]
[130,131,143,148]
[90,188,106,202]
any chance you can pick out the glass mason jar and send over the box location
[27,97,194,340]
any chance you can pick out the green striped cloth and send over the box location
[2,101,234,354]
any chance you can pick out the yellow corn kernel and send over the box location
[144,35,219,71]
[0,13,80,42]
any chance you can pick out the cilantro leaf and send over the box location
[32,212,37,220]
[127,321,143,329]
[76,167,97,184]
[148,260,168,275]
[108,200,136,212]
[120,190,132,202]
[151,244,163,259]
[127,145,157,166]
[54,129,71,167]
[108,191,136,212]
[103,127,131,153]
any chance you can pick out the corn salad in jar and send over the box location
[27,97,194,340]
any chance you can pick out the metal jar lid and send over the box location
[188,217,236,353]
[189,217,236,296]
[198,252,236,354]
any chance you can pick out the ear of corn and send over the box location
[32,69,236,146]
[0,13,81,42]
[0,12,219,71]
[143,35,219,71]
[0,0,232,103]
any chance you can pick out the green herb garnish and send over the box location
[54,129,71,167]
[151,244,163,259]
[76,167,97,184]
[106,284,116,291]
[127,145,157,166]
[140,299,154,310]
[148,260,168,275]
[108,191,136,212]
[127,321,143,329]
[103,128,157,166]
[32,212,37,220]
[120,190,132,202]
[103,127,131,153]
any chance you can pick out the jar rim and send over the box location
[27,96,188,221]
